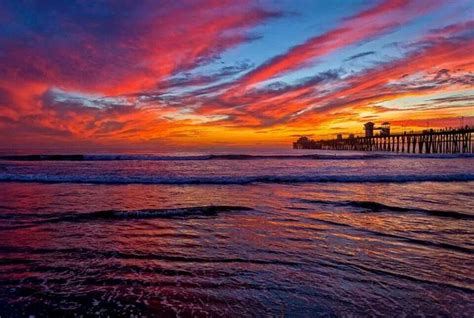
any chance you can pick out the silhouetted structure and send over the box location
[293,136,321,149]
[380,122,390,136]
[293,125,474,154]
[364,121,390,137]
[364,122,375,137]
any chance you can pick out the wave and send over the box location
[0,173,473,185]
[103,205,252,219]
[0,153,380,161]
[0,154,209,161]
[2,153,472,161]
[298,199,474,220]
[3,206,252,227]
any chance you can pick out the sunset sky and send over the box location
[0,0,473,151]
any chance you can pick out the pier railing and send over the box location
[297,127,474,154]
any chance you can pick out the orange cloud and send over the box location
[0,1,472,150]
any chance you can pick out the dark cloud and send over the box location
[434,69,450,81]
[429,95,474,104]
[344,51,375,61]
[159,60,255,90]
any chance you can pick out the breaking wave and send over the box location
[9,206,253,224]
[298,199,474,219]
[0,153,381,161]
[1,153,472,161]
[0,173,473,184]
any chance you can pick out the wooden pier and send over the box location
[294,127,474,154]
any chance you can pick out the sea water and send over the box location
[0,151,473,316]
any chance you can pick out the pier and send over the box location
[293,123,474,154]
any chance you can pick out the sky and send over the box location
[0,0,473,151]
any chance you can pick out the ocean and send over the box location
[0,151,473,317]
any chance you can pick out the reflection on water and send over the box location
[0,155,473,316]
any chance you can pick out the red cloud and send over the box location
[194,20,473,129]
[0,1,278,96]
[0,1,280,148]
[0,1,472,149]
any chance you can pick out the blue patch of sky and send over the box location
[178,1,368,82]
[245,0,474,88]
[152,0,473,98]
[163,0,370,99]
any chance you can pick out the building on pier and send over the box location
[293,136,321,149]
[364,122,375,137]
[364,121,390,137]
[380,122,390,136]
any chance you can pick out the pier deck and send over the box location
[294,127,474,154]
